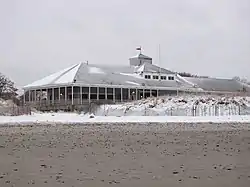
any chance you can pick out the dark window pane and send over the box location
[90,87,97,93]
[99,87,105,94]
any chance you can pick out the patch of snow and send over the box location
[136,64,145,73]
[176,74,197,87]
[88,67,105,74]
[126,81,140,86]
[120,73,143,79]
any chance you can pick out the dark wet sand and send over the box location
[0,124,250,187]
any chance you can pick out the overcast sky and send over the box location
[1,0,249,87]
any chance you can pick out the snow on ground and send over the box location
[1,112,250,127]
[96,95,250,116]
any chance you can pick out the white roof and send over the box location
[24,63,81,88]
[24,62,187,89]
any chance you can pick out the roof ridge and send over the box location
[52,63,81,84]
[72,63,84,82]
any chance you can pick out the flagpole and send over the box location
[159,44,161,76]
[136,46,142,54]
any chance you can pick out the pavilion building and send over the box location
[23,53,248,111]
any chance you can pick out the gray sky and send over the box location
[1,0,250,87]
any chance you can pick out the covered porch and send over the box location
[23,85,178,111]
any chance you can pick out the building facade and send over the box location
[23,53,249,111]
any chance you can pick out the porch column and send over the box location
[23,90,26,104]
[34,90,37,103]
[135,88,138,100]
[97,87,99,100]
[142,89,145,99]
[46,88,48,104]
[121,88,123,102]
[113,88,115,102]
[105,87,107,100]
[80,86,82,104]
[157,89,159,97]
[128,88,131,100]
[58,87,60,102]
[65,87,67,104]
[40,89,42,105]
[71,86,74,105]
[29,90,31,102]
[52,88,54,104]
[88,86,91,103]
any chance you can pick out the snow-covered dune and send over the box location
[96,95,250,116]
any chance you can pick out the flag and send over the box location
[136,47,141,51]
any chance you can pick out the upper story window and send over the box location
[145,75,151,79]
[161,76,167,80]
[153,75,159,80]
[168,76,174,80]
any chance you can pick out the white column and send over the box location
[121,88,123,102]
[71,86,74,105]
[34,90,37,103]
[135,88,138,100]
[97,87,99,100]
[40,89,42,105]
[150,89,152,97]
[58,87,60,102]
[88,86,91,103]
[46,88,48,104]
[105,87,107,100]
[113,88,115,102]
[23,90,26,105]
[52,88,54,104]
[80,86,82,104]
[29,90,31,102]
[142,89,145,99]
[65,87,67,104]
[157,89,159,97]
[128,88,130,100]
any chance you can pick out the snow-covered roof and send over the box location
[135,63,174,74]
[23,63,81,88]
[184,77,246,92]
[24,62,189,89]
[23,62,249,93]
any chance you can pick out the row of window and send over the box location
[145,75,174,80]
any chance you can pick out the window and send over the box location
[161,76,166,80]
[153,75,159,80]
[168,76,174,80]
[145,75,151,79]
